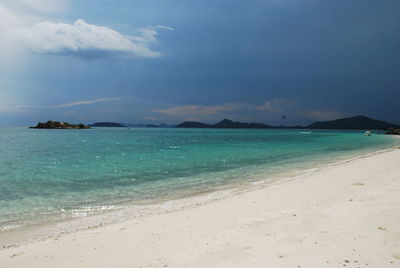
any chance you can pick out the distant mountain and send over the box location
[124,123,148,127]
[123,123,175,128]
[124,123,176,128]
[145,123,176,128]
[176,116,398,130]
[176,121,212,128]
[90,122,126,127]
[145,124,159,128]
[307,116,398,130]
[214,119,272,128]
[158,123,177,128]
[176,119,272,129]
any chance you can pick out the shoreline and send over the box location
[1,141,399,248]
[1,143,400,267]
[0,142,398,249]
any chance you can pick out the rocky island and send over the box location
[386,128,400,135]
[30,121,91,129]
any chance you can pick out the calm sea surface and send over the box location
[0,127,397,239]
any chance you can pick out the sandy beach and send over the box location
[1,147,400,267]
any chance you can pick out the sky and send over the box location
[0,0,399,126]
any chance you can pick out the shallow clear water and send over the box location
[0,127,397,234]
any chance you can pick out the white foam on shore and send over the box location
[1,141,399,249]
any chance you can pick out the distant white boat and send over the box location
[364,131,371,136]
[300,131,312,134]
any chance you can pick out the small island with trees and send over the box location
[30,121,91,129]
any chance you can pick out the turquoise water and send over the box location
[0,127,397,236]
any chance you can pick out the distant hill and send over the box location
[307,116,398,130]
[90,122,126,127]
[176,119,272,129]
[214,119,272,128]
[158,123,177,128]
[176,116,398,130]
[124,123,148,127]
[145,123,176,128]
[123,123,176,128]
[176,121,212,128]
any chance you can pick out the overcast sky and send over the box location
[1,0,399,126]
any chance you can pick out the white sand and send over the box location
[1,148,400,267]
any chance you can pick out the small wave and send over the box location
[0,224,23,232]
[61,205,121,218]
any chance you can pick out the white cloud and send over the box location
[256,99,292,113]
[153,104,235,116]
[14,20,172,58]
[0,1,65,63]
[151,99,331,124]
[0,1,172,59]
[302,110,344,121]
[132,25,174,43]
[0,0,69,38]
[3,0,69,13]
[0,5,31,61]
[152,100,292,118]
[21,97,123,109]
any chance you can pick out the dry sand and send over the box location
[1,148,400,267]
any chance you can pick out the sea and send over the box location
[0,127,398,246]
